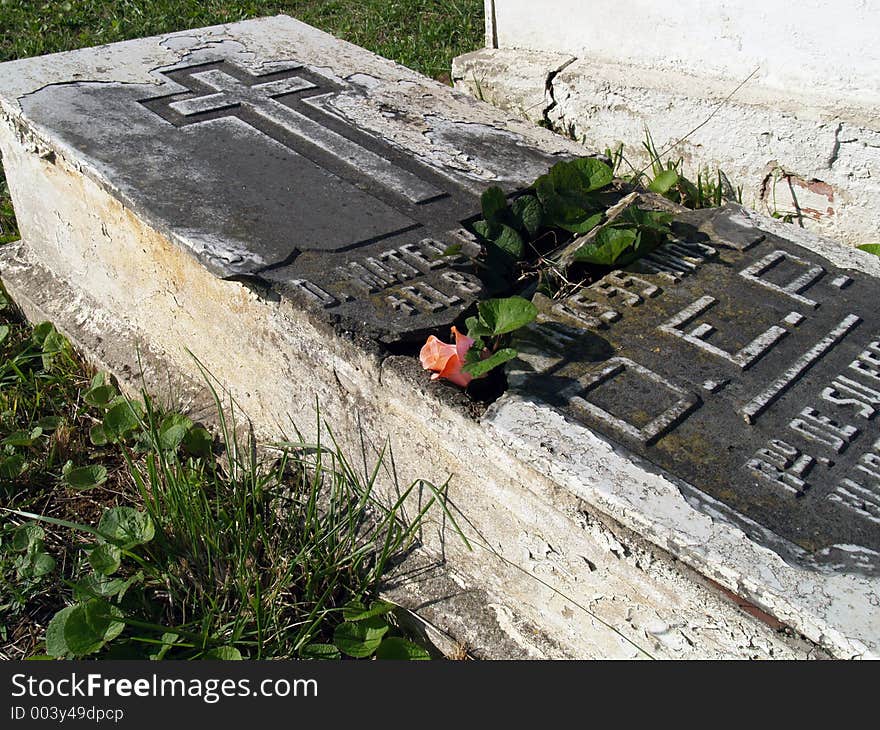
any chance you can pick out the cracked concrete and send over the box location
[453,47,880,246]
[485,393,879,658]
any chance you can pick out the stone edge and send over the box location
[0,239,564,661]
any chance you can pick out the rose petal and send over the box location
[438,353,473,388]
[451,326,475,361]
[420,335,456,372]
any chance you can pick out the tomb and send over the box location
[1,15,876,658]
[454,0,880,246]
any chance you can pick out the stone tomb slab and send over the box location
[492,204,880,655]
[0,18,568,343]
[513,207,880,558]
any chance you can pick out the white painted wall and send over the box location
[464,0,880,245]
[488,0,880,106]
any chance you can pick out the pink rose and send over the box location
[419,326,475,387]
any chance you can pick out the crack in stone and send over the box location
[826,121,844,168]
[15,78,152,107]
[542,56,576,130]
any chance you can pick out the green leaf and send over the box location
[461,348,518,378]
[47,600,125,658]
[572,226,639,265]
[203,646,242,660]
[148,633,180,661]
[36,416,62,431]
[300,643,342,660]
[83,384,117,409]
[28,551,55,578]
[342,599,395,622]
[88,543,121,576]
[41,329,67,370]
[857,243,880,257]
[73,573,127,601]
[480,186,508,225]
[375,637,431,660]
[98,507,154,549]
[63,465,108,491]
[648,168,680,194]
[463,337,485,364]
[45,605,77,658]
[182,426,212,458]
[114,571,144,601]
[511,194,543,236]
[563,211,604,235]
[616,207,673,233]
[472,219,493,241]
[89,424,108,447]
[333,616,390,658]
[0,325,8,346]
[535,157,613,232]
[31,321,54,346]
[0,292,7,311]
[464,316,492,339]
[476,296,539,336]
[158,413,193,451]
[102,401,142,441]
[490,223,524,259]
[3,428,41,447]
[14,539,55,580]
[543,157,613,195]
[0,454,25,480]
[12,524,45,551]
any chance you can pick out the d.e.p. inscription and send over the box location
[514,207,880,559]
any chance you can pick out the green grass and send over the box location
[0,292,115,655]
[0,302,453,659]
[0,1,484,78]
[0,178,16,245]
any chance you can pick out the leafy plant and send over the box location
[422,156,681,387]
[604,131,743,210]
[7,381,455,660]
[0,308,89,495]
[640,131,742,209]
[571,207,673,266]
[0,521,56,638]
[857,243,880,257]
[534,157,613,233]
[301,599,430,660]
[461,296,538,378]
[466,156,676,293]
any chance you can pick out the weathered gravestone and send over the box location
[0,15,876,658]
[512,206,880,559]
[491,206,880,656]
[2,46,567,343]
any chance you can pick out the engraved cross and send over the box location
[142,63,442,205]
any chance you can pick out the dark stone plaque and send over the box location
[513,206,880,563]
[19,59,563,342]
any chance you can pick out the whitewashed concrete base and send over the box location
[453,48,880,248]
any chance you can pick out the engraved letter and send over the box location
[821,375,880,419]
[788,407,859,454]
[746,439,813,496]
